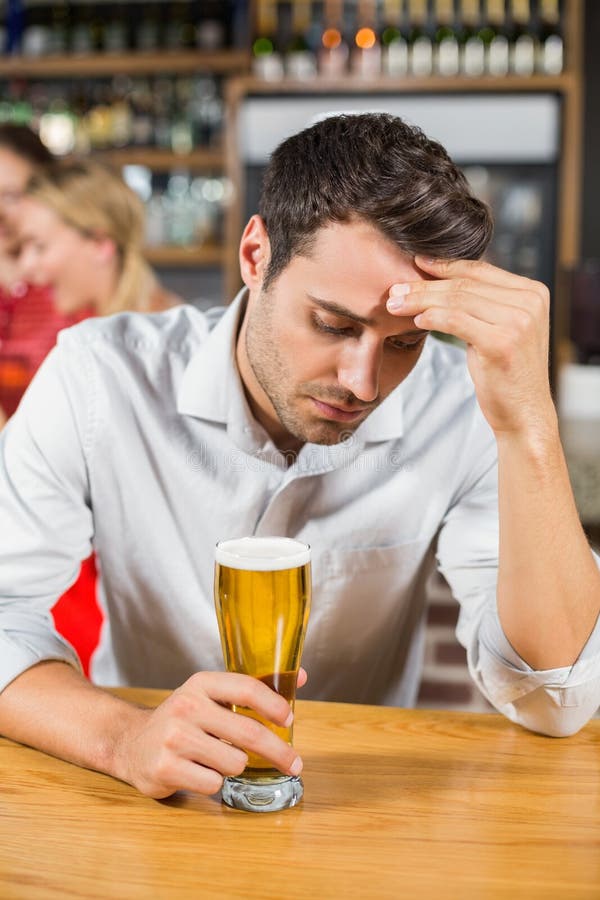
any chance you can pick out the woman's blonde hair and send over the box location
[25,159,156,314]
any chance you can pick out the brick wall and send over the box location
[417,570,493,713]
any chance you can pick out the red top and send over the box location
[1,282,101,675]
[0,282,86,418]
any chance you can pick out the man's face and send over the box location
[238,218,430,450]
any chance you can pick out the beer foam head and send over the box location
[215,537,310,571]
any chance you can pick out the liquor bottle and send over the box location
[303,1,322,55]
[460,0,485,77]
[40,93,76,155]
[171,77,194,154]
[72,85,91,153]
[0,99,10,123]
[319,0,349,78]
[166,174,196,246]
[130,79,154,146]
[145,189,166,248]
[104,4,129,55]
[286,0,317,79]
[165,2,196,51]
[170,114,193,155]
[110,76,133,148]
[180,2,197,50]
[482,0,510,76]
[352,0,382,78]
[5,82,32,124]
[536,0,563,75]
[6,0,25,55]
[509,0,535,76]
[152,77,174,149]
[86,83,112,150]
[71,5,94,56]
[196,18,225,50]
[434,0,460,77]
[231,0,250,50]
[136,4,160,52]
[49,2,70,55]
[253,0,284,80]
[381,0,409,77]
[89,4,106,53]
[165,2,182,51]
[195,0,226,51]
[407,0,433,77]
[188,76,223,147]
[22,4,52,57]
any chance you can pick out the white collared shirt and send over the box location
[1,292,599,736]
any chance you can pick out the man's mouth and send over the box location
[310,397,370,423]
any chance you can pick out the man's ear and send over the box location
[239,215,270,290]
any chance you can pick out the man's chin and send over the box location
[292,420,361,447]
[273,398,369,448]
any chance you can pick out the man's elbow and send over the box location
[509,685,599,739]
[525,719,587,739]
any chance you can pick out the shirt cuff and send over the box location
[0,632,82,694]
[476,601,600,709]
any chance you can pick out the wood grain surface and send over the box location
[1,689,599,899]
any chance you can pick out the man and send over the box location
[1,114,599,800]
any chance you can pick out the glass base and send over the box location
[221,774,303,812]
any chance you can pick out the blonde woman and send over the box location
[14,159,181,676]
[16,159,181,317]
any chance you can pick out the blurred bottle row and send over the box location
[2,1,565,79]
[1,0,249,56]
[253,0,564,80]
[464,165,546,280]
[0,75,223,155]
[124,170,232,248]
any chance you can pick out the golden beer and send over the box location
[214,537,311,811]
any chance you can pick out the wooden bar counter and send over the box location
[1,689,599,899]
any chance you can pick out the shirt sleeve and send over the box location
[0,336,94,692]
[436,405,600,737]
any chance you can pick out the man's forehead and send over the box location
[302,220,427,281]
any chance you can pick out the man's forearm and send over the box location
[0,661,149,779]
[496,415,600,670]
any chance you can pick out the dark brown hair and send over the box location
[0,123,53,167]
[259,113,493,289]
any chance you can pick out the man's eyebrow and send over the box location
[308,294,376,326]
[307,294,429,337]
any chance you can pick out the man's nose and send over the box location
[337,345,380,403]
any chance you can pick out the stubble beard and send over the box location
[244,292,366,447]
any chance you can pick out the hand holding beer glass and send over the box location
[214,537,311,812]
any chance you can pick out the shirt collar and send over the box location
[355,384,405,443]
[176,289,247,424]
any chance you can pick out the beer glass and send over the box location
[214,536,311,812]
